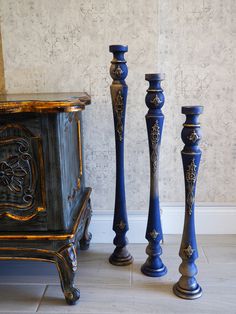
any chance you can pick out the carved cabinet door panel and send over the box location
[0,122,47,231]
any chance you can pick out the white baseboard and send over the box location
[89,205,236,243]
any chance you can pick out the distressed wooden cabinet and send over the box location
[0,93,92,305]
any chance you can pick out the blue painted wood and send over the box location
[173,105,203,299]
[141,73,167,277]
[109,45,133,266]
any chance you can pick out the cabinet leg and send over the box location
[80,198,92,250]
[56,243,80,305]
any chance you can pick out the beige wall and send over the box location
[0,0,235,212]
[0,27,5,93]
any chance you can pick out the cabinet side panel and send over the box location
[58,112,84,231]
[40,114,64,230]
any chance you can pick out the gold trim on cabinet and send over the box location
[0,102,86,114]
[0,188,91,241]
[0,212,38,221]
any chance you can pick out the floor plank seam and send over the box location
[201,246,210,264]
[36,285,48,312]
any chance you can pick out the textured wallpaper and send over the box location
[157,0,236,204]
[0,0,235,212]
[0,27,5,93]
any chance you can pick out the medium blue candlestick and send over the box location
[109,45,133,266]
[141,73,167,277]
[173,106,203,299]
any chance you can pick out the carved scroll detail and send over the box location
[186,159,197,215]
[0,124,46,222]
[150,121,160,173]
[114,90,124,142]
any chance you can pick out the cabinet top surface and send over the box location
[0,92,91,114]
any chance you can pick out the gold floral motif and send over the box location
[150,121,160,173]
[114,90,124,142]
[150,229,159,239]
[117,220,126,230]
[114,65,123,79]
[183,244,195,258]
[150,95,161,106]
[188,130,200,143]
[186,159,197,215]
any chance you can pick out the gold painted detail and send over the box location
[150,121,160,173]
[150,229,159,239]
[186,159,197,215]
[188,131,200,143]
[150,95,161,106]
[114,65,123,78]
[0,93,91,114]
[183,124,200,128]
[183,245,195,258]
[117,220,126,230]
[114,90,124,142]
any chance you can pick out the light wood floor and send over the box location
[0,235,235,313]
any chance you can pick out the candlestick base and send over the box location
[141,258,167,277]
[173,282,202,300]
[109,246,133,266]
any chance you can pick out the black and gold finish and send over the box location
[0,93,92,305]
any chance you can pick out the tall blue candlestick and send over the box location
[109,45,133,266]
[173,105,203,299]
[141,73,167,277]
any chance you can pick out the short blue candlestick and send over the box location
[173,105,203,299]
[109,45,133,266]
[141,73,167,277]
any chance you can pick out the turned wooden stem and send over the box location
[109,45,133,266]
[141,73,167,277]
[173,105,203,300]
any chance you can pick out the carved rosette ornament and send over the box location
[0,157,27,193]
[141,73,167,277]
[109,45,133,266]
[173,106,203,300]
